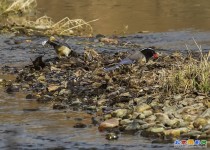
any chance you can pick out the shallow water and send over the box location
[0,75,174,149]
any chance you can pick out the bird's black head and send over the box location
[141,48,158,62]
[46,36,61,47]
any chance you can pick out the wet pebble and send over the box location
[25,94,37,99]
[73,123,87,128]
[99,118,119,131]
[52,103,67,110]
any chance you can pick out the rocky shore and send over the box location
[1,37,210,142]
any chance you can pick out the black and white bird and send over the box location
[104,48,158,71]
[42,36,72,58]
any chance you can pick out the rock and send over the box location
[25,94,36,99]
[155,113,179,127]
[202,124,210,132]
[201,108,210,118]
[174,94,182,100]
[99,37,118,44]
[5,85,19,93]
[119,92,131,97]
[143,110,153,117]
[193,117,208,128]
[182,114,195,122]
[47,84,60,92]
[181,130,202,138]
[99,118,119,131]
[145,115,156,123]
[134,119,147,125]
[37,75,45,81]
[37,95,53,103]
[59,89,71,95]
[86,106,97,111]
[141,130,163,138]
[140,123,156,130]
[52,103,67,110]
[135,103,151,113]
[196,96,206,100]
[97,99,107,106]
[164,128,189,137]
[0,78,6,86]
[120,119,132,125]
[148,127,165,133]
[204,128,210,135]
[137,113,145,119]
[73,123,87,128]
[163,106,177,114]
[133,97,145,105]
[112,109,128,118]
[125,121,141,131]
[104,114,112,120]
[71,98,82,106]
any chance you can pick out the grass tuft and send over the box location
[162,40,210,94]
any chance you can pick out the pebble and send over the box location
[112,109,128,118]
[99,118,119,131]
[135,103,151,113]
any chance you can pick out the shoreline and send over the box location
[1,35,209,143]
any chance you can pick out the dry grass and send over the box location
[0,0,37,17]
[162,40,210,94]
[0,0,98,36]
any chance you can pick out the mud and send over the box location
[0,31,210,66]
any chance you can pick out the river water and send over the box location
[0,0,210,149]
[37,0,210,35]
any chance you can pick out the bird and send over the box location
[104,48,158,71]
[42,36,72,58]
[30,55,45,70]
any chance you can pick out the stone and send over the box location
[143,110,153,117]
[47,84,60,92]
[37,75,45,81]
[99,118,119,131]
[112,109,128,118]
[120,119,132,125]
[201,108,210,118]
[135,103,151,113]
[193,117,208,128]
[149,127,164,133]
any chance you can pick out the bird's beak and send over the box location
[153,53,159,59]
[42,40,48,46]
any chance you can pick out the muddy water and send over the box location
[37,0,210,35]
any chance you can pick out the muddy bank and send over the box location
[1,31,210,66]
[1,33,210,147]
[0,33,209,150]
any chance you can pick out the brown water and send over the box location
[37,0,210,35]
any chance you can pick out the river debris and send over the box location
[1,36,210,142]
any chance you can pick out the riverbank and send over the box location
[1,35,209,146]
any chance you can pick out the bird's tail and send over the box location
[104,64,120,72]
